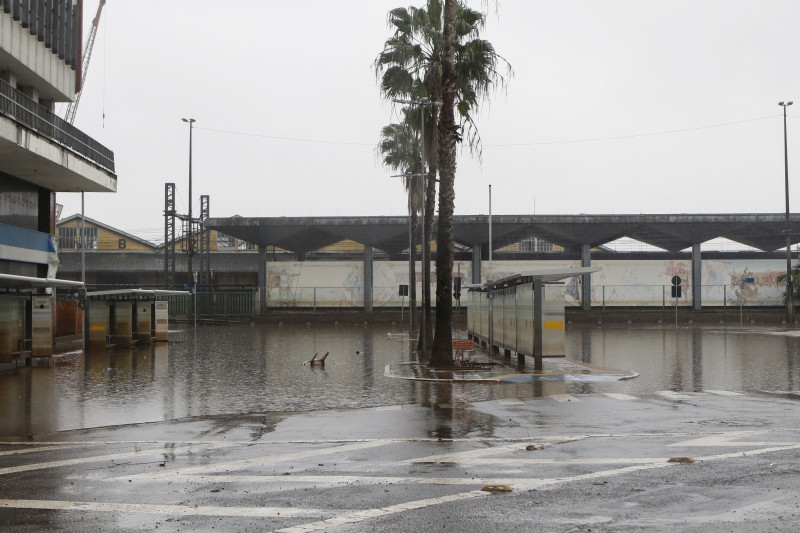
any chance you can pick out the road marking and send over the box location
[373,405,403,411]
[551,394,581,403]
[272,441,800,532]
[705,390,744,396]
[669,431,797,448]
[415,457,670,466]
[119,473,516,486]
[0,443,230,476]
[410,438,584,464]
[0,499,323,518]
[657,391,692,400]
[143,440,393,478]
[0,445,74,457]
[273,490,489,533]
[496,398,525,405]
[603,393,638,401]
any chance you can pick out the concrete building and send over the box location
[0,0,116,362]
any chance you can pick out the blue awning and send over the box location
[0,223,57,265]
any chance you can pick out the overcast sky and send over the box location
[57,0,800,244]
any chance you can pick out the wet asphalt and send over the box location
[0,324,799,531]
[1,388,799,531]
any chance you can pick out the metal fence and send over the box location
[168,292,256,319]
[0,77,115,172]
[589,284,784,308]
[266,284,786,309]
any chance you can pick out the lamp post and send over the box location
[392,98,442,355]
[392,171,424,341]
[780,101,793,320]
[182,117,196,324]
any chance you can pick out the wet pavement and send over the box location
[0,323,799,531]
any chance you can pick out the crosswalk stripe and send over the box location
[603,393,638,401]
[657,391,692,400]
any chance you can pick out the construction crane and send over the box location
[64,0,106,125]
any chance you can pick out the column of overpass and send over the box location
[258,245,267,315]
[472,245,482,284]
[581,244,591,311]
[364,245,373,314]
[692,243,702,310]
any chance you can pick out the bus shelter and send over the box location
[467,267,600,369]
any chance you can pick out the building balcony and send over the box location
[0,77,115,192]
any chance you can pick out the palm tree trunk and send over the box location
[430,0,458,366]
[419,107,439,353]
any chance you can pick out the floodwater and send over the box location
[0,323,799,438]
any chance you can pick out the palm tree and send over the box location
[378,115,423,326]
[376,0,511,362]
[776,264,800,305]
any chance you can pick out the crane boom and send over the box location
[64,0,106,125]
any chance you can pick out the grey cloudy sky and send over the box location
[58,0,800,243]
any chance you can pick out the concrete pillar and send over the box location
[364,245,374,313]
[257,245,267,315]
[135,301,153,345]
[87,300,109,351]
[154,301,169,342]
[692,243,702,310]
[581,244,592,311]
[472,245,482,284]
[112,301,135,348]
[531,279,543,370]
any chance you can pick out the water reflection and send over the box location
[1,324,800,438]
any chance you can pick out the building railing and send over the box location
[0,77,115,173]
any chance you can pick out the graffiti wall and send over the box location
[265,258,788,307]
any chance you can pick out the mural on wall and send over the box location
[264,258,789,308]
[704,260,784,305]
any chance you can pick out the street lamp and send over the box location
[392,171,424,341]
[182,117,196,323]
[780,101,793,320]
[392,98,442,355]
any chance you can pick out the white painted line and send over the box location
[273,490,488,533]
[148,440,393,478]
[705,390,744,397]
[551,394,581,403]
[0,443,231,476]
[410,438,584,464]
[657,391,692,400]
[0,499,323,518]
[0,445,75,457]
[373,405,403,411]
[496,398,524,405]
[669,431,798,448]
[120,473,513,486]
[603,393,638,401]
[415,457,669,466]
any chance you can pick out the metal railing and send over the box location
[168,292,256,319]
[0,77,115,172]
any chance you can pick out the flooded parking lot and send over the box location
[2,323,800,532]
[1,323,799,438]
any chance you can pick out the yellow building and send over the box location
[57,215,157,252]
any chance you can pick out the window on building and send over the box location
[519,237,555,253]
[118,238,126,249]
[57,226,98,250]
[217,232,235,249]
